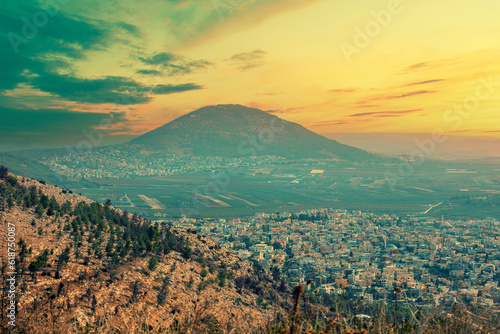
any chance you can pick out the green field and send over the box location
[68,160,499,220]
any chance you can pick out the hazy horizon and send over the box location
[2,125,500,160]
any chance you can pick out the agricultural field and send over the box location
[69,160,499,220]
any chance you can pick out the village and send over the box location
[172,208,500,308]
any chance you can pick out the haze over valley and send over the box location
[2,105,498,221]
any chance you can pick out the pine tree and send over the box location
[35,203,44,218]
[148,255,158,271]
[0,166,8,179]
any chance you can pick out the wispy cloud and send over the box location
[313,120,347,126]
[152,83,203,94]
[360,90,437,103]
[406,62,428,71]
[138,52,213,76]
[399,56,464,74]
[401,79,444,87]
[256,92,283,96]
[387,90,437,99]
[380,90,437,100]
[348,109,422,117]
[228,49,267,70]
[355,104,379,108]
[328,88,356,93]
[136,69,163,76]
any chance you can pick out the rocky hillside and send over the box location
[0,169,291,333]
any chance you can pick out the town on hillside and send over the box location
[168,209,500,308]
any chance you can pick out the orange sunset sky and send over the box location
[1,0,499,150]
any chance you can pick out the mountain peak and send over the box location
[129,104,381,161]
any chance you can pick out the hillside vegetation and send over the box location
[1,166,499,333]
[0,167,290,333]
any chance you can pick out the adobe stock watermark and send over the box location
[340,0,411,63]
[7,0,72,54]
[6,222,18,327]
[179,115,288,217]
[384,74,498,189]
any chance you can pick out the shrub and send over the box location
[6,176,17,186]
[198,281,208,291]
[148,255,158,271]
[181,246,192,260]
[218,271,227,287]
[0,165,8,179]
[35,204,44,218]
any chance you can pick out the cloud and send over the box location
[355,104,379,108]
[313,120,347,126]
[264,106,306,114]
[31,73,152,105]
[1,2,204,107]
[310,118,378,128]
[152,83,203,94]
[0,107,128,133]
[256,92,283,96]
[328,88,356,93]
[348,109,422,117]
[0,1,154,105]
[228,49,267,70]
[116,22,142,37]
[29,73,203,104]
[0,86,66,109]
[0,2,203,106]
[136,69,163,76]
[0,107,129,151]
[406,62,428,71]
[0,1,109,91]
[399,57,462,74]
[360,90,437,103]
[401,79,444,87]
[139,52,179,65]
[387,90,437,99]
[138,52,213,76]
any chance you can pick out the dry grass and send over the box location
[2,264,500,334]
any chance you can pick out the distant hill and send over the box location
[0,152,102,189]
[0,153,67,186]
[129,104,384,162]
[0,170,290,333]
[322,132,500,160]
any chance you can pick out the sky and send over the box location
[1,0,499,151]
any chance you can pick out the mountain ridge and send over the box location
[0,169,291,333]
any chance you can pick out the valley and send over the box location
[65,160,499,220]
